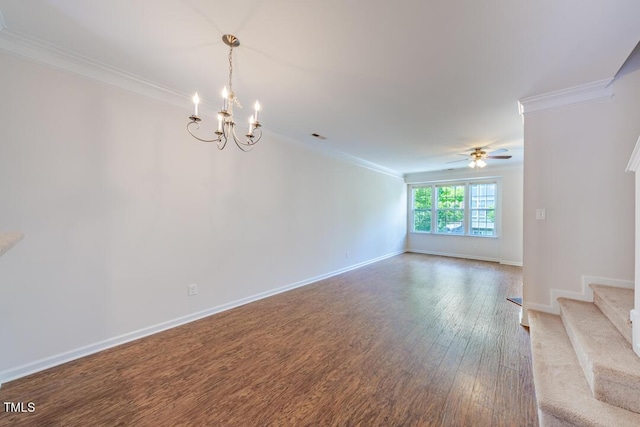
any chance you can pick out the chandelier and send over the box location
[187,34,262,151]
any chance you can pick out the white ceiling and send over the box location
[1,0,639,174]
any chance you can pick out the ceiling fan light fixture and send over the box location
[477,159,487,168]
[468,160,476,168]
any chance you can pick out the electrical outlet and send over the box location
[188,283,198,296]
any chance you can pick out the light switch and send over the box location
[536,209,546,220]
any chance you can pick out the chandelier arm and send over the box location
[187,121,221,143]
[217,132,228,150]
[248,128,262,145]
[234,138,254,152]
[229,125,256,152]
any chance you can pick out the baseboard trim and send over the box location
[0,250,406,387]
[407,249,500,263]
[521,275,635,327]
[500,260,523,267]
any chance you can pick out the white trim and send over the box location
[404,164,524,184]
[0,26,192,111]
[406,174,507,185]
[626,134,640,172]
[500,260,523,267]
[0,250,406,387]
[521,275,634,326]
[280,131,403,178]
[518,78,614,115]
[631,309,640,358]
[407,249,500,264]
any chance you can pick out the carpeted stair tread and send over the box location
[590,284,633,345]
[558,298,640,414]
[529,310,640,426]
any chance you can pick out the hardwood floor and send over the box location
[0,254,538,426]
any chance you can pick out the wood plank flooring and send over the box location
[0,253,538,426]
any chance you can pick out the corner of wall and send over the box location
[632,309,640,358]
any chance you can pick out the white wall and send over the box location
[522,67,640,323]
[0,52,407,382]
[404,166,524,265]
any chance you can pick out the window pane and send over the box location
[414,210,431,232]
[413,187,432,209]
[413,187,432,232]
[470,183,496,236]
[436,185,464,233]
[437,185,464,209]
[437,209,464,233]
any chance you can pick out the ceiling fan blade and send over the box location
[446,158,470,164]
[486,155,512,159]
[489,148,508,155]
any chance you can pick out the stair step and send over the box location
[558,298,640,414]
[529,310,640,426]
[590,284,633,345]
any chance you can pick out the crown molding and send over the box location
[0,23,192,111]
[263,127,404,179]
[518,78,614,116]
[626,134,640,173]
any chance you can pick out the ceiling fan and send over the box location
[448,147,512,168]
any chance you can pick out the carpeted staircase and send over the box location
[529,284,640,426]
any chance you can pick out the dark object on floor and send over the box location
[507,297,522,306]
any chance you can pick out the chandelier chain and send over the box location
[228,45,234,94]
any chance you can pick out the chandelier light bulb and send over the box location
[254,101,260,122]
[193,92,200,117]
[221,86,229,112]
[469,160,476,168]
[477,159,487,168]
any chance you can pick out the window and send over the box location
[410,180,498,237]
[412,186,432,232]
[437,185,465,234]
[470,183,496,236]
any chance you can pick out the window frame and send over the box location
[409,179,499,238]
[411,186,433,233]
